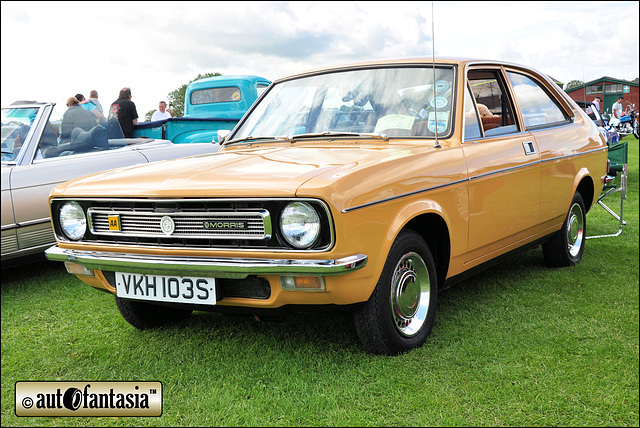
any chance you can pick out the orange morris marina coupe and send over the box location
[46,58,608,355]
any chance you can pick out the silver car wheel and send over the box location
[390,252,431,338]
[566,202,584,258]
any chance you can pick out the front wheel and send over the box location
[542,191,586,267]
[115,295,192,329]
[353,230,438,355]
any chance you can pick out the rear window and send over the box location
[191,87,241,105]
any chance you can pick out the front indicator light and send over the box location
[280,276,325,291]
[64,262,94,277]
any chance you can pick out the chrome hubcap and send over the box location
[567,202,584,258]
[390,252,430,337]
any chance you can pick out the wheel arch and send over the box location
[574,170,595,212]
[403,213,451,288]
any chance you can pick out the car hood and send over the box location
[50,141,462,211]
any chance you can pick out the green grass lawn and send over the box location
[2,135,638,427]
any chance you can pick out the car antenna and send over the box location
[431,1,441,149]
[582,61,587,105]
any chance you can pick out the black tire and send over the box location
[115,295,192,329]
[353,230,438,355]
[542,191,586,267]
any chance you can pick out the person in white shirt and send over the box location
[612,96,624,119]
[609,96,625,127]
[151,101,172,121]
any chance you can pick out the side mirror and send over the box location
[217,129,231,144]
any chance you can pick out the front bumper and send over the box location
[44,245,368,279]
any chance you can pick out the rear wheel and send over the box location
[542,191,586,267]
[353,230,438,355]
[115,295,192,329]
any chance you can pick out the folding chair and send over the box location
[587,141,628,239]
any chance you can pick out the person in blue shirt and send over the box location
[76,93,105,124]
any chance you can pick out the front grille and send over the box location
[52,198,333,251]
[89,210,270,240]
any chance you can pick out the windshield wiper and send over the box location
[224,131,389,147]
[223,136,293,146]
[287,131,389,141]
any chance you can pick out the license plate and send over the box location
[115,272,217,305]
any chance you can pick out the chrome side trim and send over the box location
[342,146,607,213]
[341,178,468,213]
[539,146,608,163]
[469,160,541,181]
[45,245,367,279]
[1,217,51,230]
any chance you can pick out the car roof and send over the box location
[274,57,538,82]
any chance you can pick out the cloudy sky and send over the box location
[2,1,638,121]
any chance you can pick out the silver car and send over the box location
[1,101,219,264]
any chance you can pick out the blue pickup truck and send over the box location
[133,75,271,144]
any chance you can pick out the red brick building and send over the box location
[565,77,639,115]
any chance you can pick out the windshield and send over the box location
[1,106,40,161]
[2,99,127,163]
[232,66,456,141]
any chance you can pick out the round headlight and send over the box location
[59,201,86,241]
[279,201,321,249]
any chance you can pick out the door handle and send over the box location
[523,141,536,155]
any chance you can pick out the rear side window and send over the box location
[506,72,568,129]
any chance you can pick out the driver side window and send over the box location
[468,69,519,137]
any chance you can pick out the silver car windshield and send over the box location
[1,106,40,162]
[232,66,456,142]
[2,100,127,164]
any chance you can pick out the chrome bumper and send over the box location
[45,245,368,279]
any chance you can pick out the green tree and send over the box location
[565,79,584,90]
[166,72,221,117]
